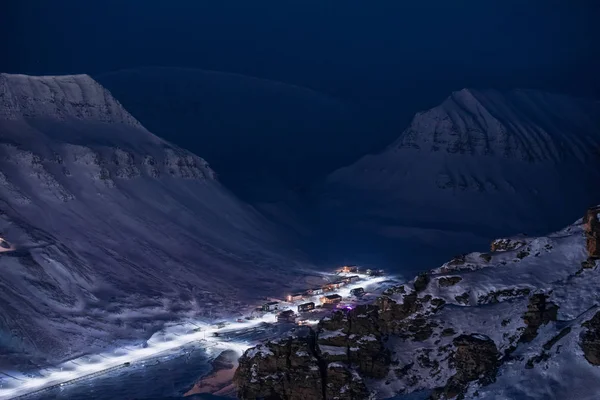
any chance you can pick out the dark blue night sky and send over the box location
[5,1,599,102]
[3,0,599,198]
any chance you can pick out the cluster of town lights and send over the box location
[0,271,388,400]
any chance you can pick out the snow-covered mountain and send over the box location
[236,206,600,399]
[317,89,600,271]
[0,73,311,367]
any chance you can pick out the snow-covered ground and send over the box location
[0,272,391,399]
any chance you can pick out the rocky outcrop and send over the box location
[520,294,558,343]
[437,276,462,287]
[414,273,430,292]
[234,331,326,400]
[319,306,390,378]
[477,287,531,305]
[491,238,526,252]
[432,335,500,399]
[584,206,600,259]
[234,327,370,400]
[581,311,600,366]
[325,363,370,400]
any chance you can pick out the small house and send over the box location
[339,265,359,273]
[322,283,336,292]
[297,302,315,312]
[277,310,296,323]
[287,293,304,302]
[366,269,384,276]
[341,275,360,284]
[262,301,280,312]
[320,294,342,305]
[323,280,345,292]
[306,288,324,296]
[350,287,365,297]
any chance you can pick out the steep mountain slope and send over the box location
[317,89,600,271]
[95,67,367,203]
[0,73,311,367]
[237,206,600,400]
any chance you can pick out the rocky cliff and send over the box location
[236,206,600,399]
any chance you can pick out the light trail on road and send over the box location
[0,274,390,400]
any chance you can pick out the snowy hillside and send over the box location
[237,206,600,399]
[317,89,600,270]
[0,73,311,367]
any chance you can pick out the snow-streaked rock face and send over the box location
[318,88,600,270]
[0,74,309,367]
[0,73,141,125]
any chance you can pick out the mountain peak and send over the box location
[0,73,141,126]
[395,88,600,163]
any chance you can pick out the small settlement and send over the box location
[257,265,382,322]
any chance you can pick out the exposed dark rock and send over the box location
[516,250,530,259]
[525,352,550,369]
[431,334,500,399]
[441,328,456,337]
[491,238,526,252]
[234,331,325,400]
[543,327,572,351]
[479,253,492,262]
[414,273,430,292]
[448,254,466,266]
[477,288,531,305]
[376,293,423,329]
[403,318,437,341]
[582,259,596,269]
[383,284,407,296]
[581,311,600,365]
[394,362,414,379]
[437,276,463,287]
[584,206,600,259]
[325,363,370,400]
[455,293,470,305]
[520,294,558,343]
[431,298,446,308]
